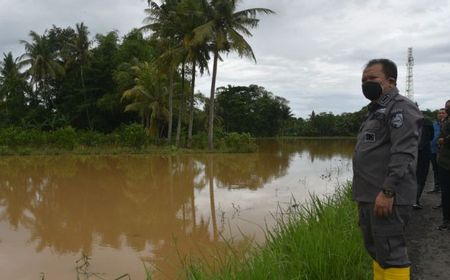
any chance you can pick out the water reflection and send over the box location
[257,138,355,162]
[0,139,354,279]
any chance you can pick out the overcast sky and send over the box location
[1,0,449,117]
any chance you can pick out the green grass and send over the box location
[182,184,371,280]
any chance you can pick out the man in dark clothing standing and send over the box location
[428,108,447,193]
[413,117,434,209]
[437,100,450,230]
[353,59,423,280]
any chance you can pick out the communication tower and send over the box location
[405,47,414,101]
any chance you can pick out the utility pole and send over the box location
[405,47,414,101]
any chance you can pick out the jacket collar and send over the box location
[376,87,399,107]
[368,87,399,112]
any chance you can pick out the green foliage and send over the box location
[0,127,46,147]
[120,61,169,139]
[215,85,292,137]
[0,125,147,151]
[0,126,256,153]
[0,53,30,126]
[183,184,371,280]
[47,127,77,149]
[115,123,147,148]
[283,108,368,137]
[218,132,257,153]
[191,132,208,149]
[76,130,111,146]
[0,145,14,155]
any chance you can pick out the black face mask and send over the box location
[362,81,383,101]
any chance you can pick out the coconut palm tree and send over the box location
[144,0,211,147]
[192,0,274,149]
[0,53,28,117]
[19,30,65,109]
[121,62,169,139]
[176,0,210,148]
[67,22,93,129]
[141,0,181,144]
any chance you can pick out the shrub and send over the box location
[191,132,208,149]
[220,132,257,153]
[0,127,46,147]
[77,130,111,147]
[115,124,147,148]
[47,127,77,150]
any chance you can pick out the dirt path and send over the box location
[406,174,450,280]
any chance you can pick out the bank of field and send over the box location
[182,185,371,280]
[0,126,257,155]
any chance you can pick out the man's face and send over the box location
[438,110,447,121]
[445,102,450,117]
[362,64,395,94]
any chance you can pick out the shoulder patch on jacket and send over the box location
[390,112,404,128]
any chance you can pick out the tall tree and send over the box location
[19,30,65,109]
[89,31,120,131]
[67,23,93,129]
[177,0,210,148]
[121,62,169,139]
[192,0,274,149]
[142,0,182,145]
[0,52,29,125]
[215,85,292,137]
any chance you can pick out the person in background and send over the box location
[413,115,434,209]
[436,100,450,230]
[352,59,423,280]
[428,108,447,193]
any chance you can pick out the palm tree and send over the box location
[141,0,181,144]
[176,0,210,148]
[67,22,93,129]
[193,0,274,149]
[121,62,169,139]
[19,30,65,109]
[0,53,27,117]
[143,0,208,147]
[175,61,187,147]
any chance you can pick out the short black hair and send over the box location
[365,59,398,81]
[446,100,450,107]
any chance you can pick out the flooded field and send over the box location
[0,139,355,279]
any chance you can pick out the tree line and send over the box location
[0,0,276,150]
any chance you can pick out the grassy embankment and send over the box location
[180,184,371,280]
[0,126,256,155]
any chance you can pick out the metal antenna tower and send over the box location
[405,47,414,101]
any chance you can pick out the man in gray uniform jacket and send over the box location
[353,59,423,280]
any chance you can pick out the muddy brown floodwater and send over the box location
[0,139,355,280]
